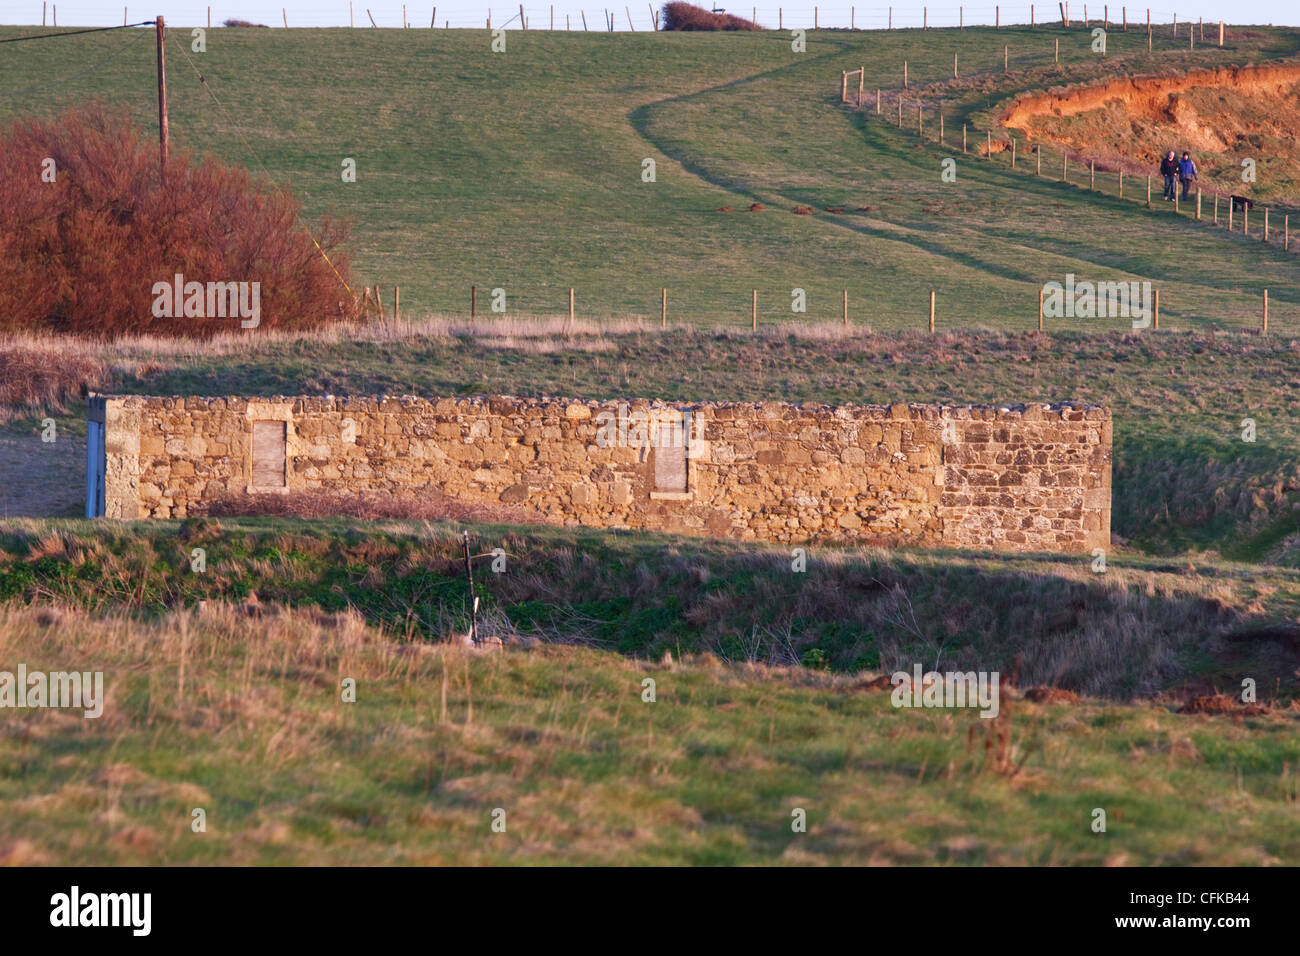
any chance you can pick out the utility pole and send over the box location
[156,16,169,183]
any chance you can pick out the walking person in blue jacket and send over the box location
[1178,151,1198,201]
[1160,150,1179,200]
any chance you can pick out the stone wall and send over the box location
[92,394,1112,553]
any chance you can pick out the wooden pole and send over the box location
[1196,189,1201,221]
[996,5,999,27]
[876,89,881,114]
[1264,208,1270,242]
[1262,289,1269,334]
[1214,192,1218,224]
[376,286,384,319]
[954,52,958,78]
[351,2,354,26]
[582,11,587,28]
[1153,288,1159,329]
[1119,169,1123,198]
[156,17,169,185]
[841,71,848,103]
[1038,288,1044,330]
[858,68,864,106]
[1219,21,1223,47]
[918,104,923,138]
[1286,215,1290,251]
[1090,159,1094,190]
[463,531,478,646]
[842,289,848,328]
[928,291,935,334]
[1062,150,1067,182]
[568,287,575,329]
[1055,37,1059,63]
[923,6,926,29]
[471,285,477,319]
[1244,205,1249,236]
[751,290,757,331]
[1229,201,1234,231]
[1037,145,1041,175]
[1011,137,1016,167]
[394,286,400,321]
[987,128,991,157]
[283,8,288,27]
[939,112,944,146]
[661,288,667,329]
[904,60,908,88]
[1004,45,1008,73]
[963,124,967,153]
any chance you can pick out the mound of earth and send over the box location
[999,62,1300,203]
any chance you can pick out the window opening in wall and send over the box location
[251,420,287,489]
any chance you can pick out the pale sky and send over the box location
[0,1,1296,29]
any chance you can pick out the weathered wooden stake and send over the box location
[1153,288,1159,329]
[1263,289,1269,334]
[752,290,757,331]
[661,288,667,329]
[1196,189,1201,220]
[1264,208,1270,242]
[1038,288,1044,331]
[929,291,935,334]
[1090,159,1094,190]
[1146,174,1151,206]
[394,285,400,320]
[568,287,575,329]
[471,284,477,319]
[842,289,848,328]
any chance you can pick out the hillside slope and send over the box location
[0,25,1296,327]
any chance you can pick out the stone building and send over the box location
[87,394,1111,552]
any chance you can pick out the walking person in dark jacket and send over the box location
[1178,151,1198,201]
[1160,150,1179,201]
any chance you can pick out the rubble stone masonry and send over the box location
[91,394,1111,552]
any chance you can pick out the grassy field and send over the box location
[3,22,1300,866]
[1,24,1297,328]
[0,598,1295,865]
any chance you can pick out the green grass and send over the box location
[0,599,1295,865]
[3,514,1299,699]
[1,25,1297,328]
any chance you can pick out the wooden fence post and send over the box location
[1196,189,1201,221]
[1011,137,1016,167]
[751,290,757,331]
[928,291,935,334]
[904,60,908,88]
[1119,169,1123,198]
[1146,174,1151,207]
[842,289,848,328]
[1264,208,1270,242]
[1004,45,1008,73]
[1153,288,1159,329]
[394,285,400,320]
[1090,159,1094,190]
[1038,288,1044,331]
[1036,146,1041,175]
[471,284,476,319]
[1262,289,1269,334]
[963,123,967,153]
[1219,21,1223,46]
[661,288,667,329]
[568,287,575,329]
[1062,150,1068,182]
[1286,215,1290,251]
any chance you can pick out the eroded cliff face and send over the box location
[999,62,1300,200]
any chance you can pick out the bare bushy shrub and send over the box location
[0,103,361,340]
[661,2,760,30]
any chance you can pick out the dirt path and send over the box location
[0,425,85,519]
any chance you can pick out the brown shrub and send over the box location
[1023,686,1080,704]
[223,19,269,27]
[792,205,813,215]
[0,103,361,340]
[200,488,544,525]
[662,2,760,30]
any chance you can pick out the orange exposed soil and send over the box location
[999,62,1300,201]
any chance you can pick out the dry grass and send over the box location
[0,598,1294,865]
